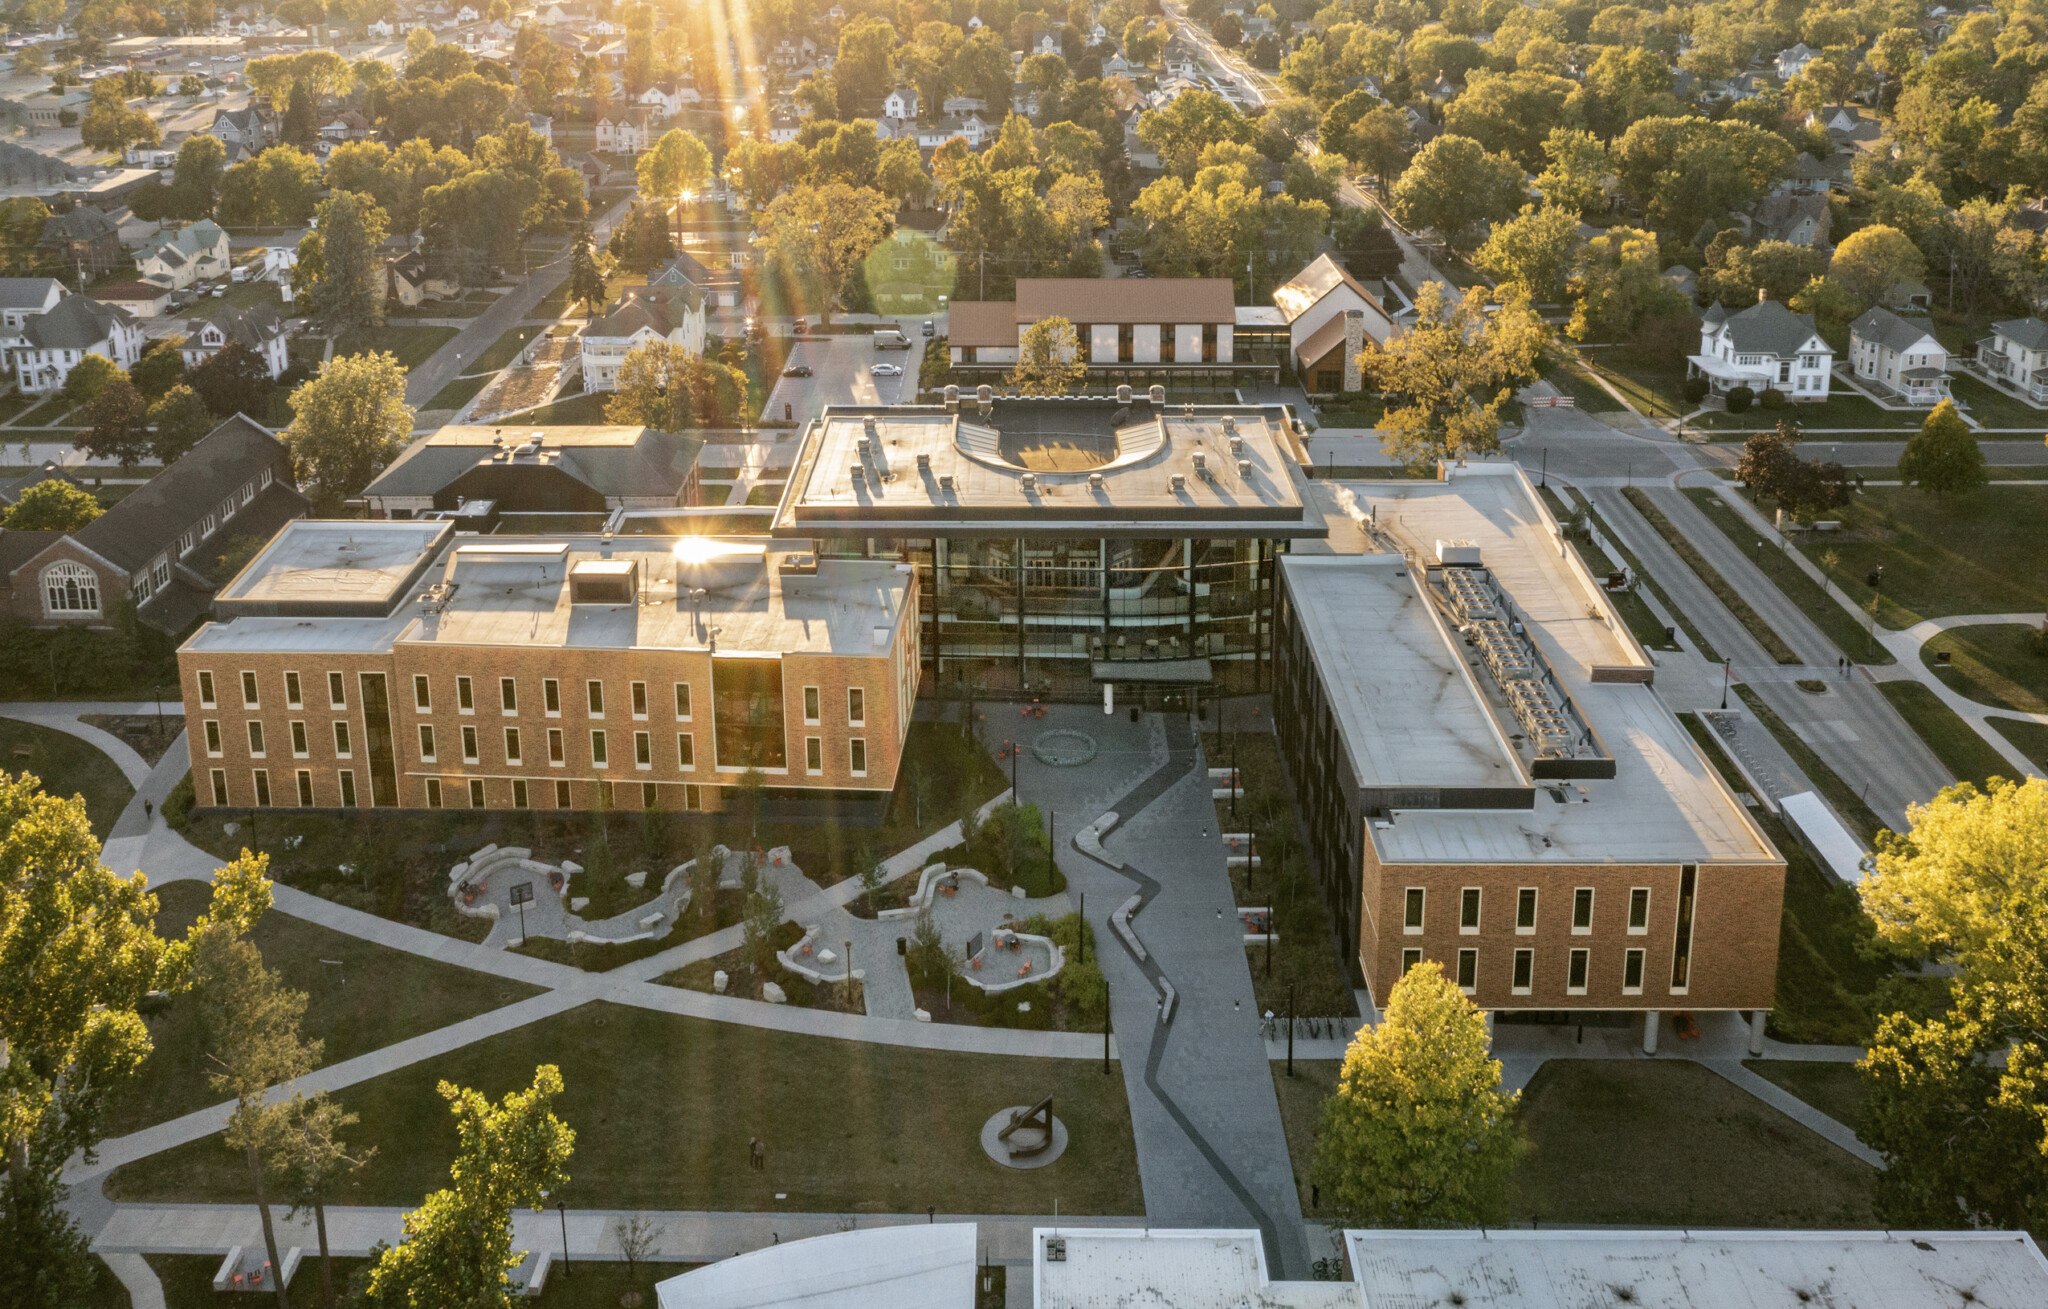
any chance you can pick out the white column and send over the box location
[1748,1010,1768,1056]
[1642,1010,1660,1055]
[1103,683,1114,715]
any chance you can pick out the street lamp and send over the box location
[1719,658,1732,711]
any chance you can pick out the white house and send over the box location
[1268,254,1398,394]
[3,296,146,394]
[1975,317,2048,404]
[134,219,230,291]
[1775,42,1817,80]
[0,277,66,331]
[1689,299,1833,402]
[882,87,918,120]
[578,284,707,392]
[367,17,396,37]
[639,83,687,119]
[596,107,659,154]
[1848,308,1950,405]
[178,303,291,379]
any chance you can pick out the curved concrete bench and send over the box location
[876,863,983,921]
[964,930,1065,994]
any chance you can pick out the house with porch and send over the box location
[1848,308,1949,405]
[1689,300,1833,403]
[1975,318,2048,405]
[578,284,706,392]
[3,295,146,394]
[134,219,230,291]
[179,303,291,378]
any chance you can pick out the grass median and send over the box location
[1623,487,1800,664]
[1681,488,1895,666]
[1874,681,2021,790]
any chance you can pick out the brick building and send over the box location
[1273,464,1784,1049]
[176,521,920,816]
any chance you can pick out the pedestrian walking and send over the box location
[750,1136,765,1172]
[143,799,153,821]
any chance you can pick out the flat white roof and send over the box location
[213,520,450,609]
[1035,1228,1360,1309]
[1345,1229,2048,1309]
[655,1222,976,1309]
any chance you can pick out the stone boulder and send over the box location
[712,970,729,994]
[762,981,787,1004]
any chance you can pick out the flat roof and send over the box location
[212,520,451,613]
[1345,1229,2048,1309]
[1035,1229,1359,1309]
[655,1222,976,1309]
[776,398,1326,539]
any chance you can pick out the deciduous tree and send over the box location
[308,190,388,335]
[1827,224,1927,315]
[82,376,151,469]
[1360,282,1545,466]
[1392,134,1526,254]
[1008,316,1087,396]
[1474,204,1579,302]
[148,384,217,462]
[604,340,748,431]
[1896,398,1987,498]
[0,479,100,531]
[755,183,893,323]
[283,352,415,511]
[189,343,275,420]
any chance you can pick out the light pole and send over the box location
[1286,981,1296,1077]
[1719,658,1732,711]
[556,1198,571,1278]
[845,938,854,1003]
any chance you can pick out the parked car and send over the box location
[870,362,903,377]
[781,364,812,377]
[921,320,935,337]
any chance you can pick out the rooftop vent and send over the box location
[856,435,872,457]
[862,415,877,438]
[943,383,959,412]
[1147,384,1165,405]
[1087,471,1103,491]
[777,552,818,576]
[1228,433,1244,456]
[976,383,993,404]
[1221,415,1237,436]
[1169,472,1186,492]
[1237,459,1252,479]
[915,452,931,471]
[938,473,955,490]
[1116,384,1132,404]
[569,558,636,605]
[850,464,866,487]
[1191,451,1209,478]
[1019,471,1037,492]
[1046,1239,1066,1264]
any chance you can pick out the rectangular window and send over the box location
[456,676,474,712]
[339,769,356,807]
[847,687,865,726]
[246,721,265,756]
[590,729,608,767]
[241,670,259,708]
[634,731,651,768]
[803,686,820,723]
[461,725,478,763]
[333,721,351,757]
[548,728,564,764]
[673,682,691,720]
[1515,887,1537,934]
[252,769,270,807]
[1460,887,1481,934]
[289,721,308,756]
[513,778,529,808]
[468,778,485,809]
[417,724,436,762]
[849,737,867,776]
[425,777,442,808]
[586,680,604,715]
[284,671,302,708]
[210,768,228,805]
[296,769,313,806]
[500,677,517,713]
[805,736,822,773]
[1512,948,1534,995]
[642,781,659,809]
[204,720,222,755]
[677,733,694,768]
[504,727,522,765]
[1628,887,1651,934]
[328,671,346,709]
[1567,948,1589,994]
[1401,947,1423,974]
[630,681,647,718]
[555,779,571,808]
[1623,948,1646,995]
[1671,865,1698,993]
[1455,948,1477,994]
[412,674,430,710]
[544,678,560,715]
[1403,887,1425,933]
[1572,887,1594,934]
[198,670,216,707]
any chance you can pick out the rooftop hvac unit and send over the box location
[1116,384,1132,403]
[1221,415,1237,436]
[1087,472,1103,491]
[915,452,931,471]
[976,383,994,404]
[938,473,955,490]
[1020,472,1037,492]
[862,415,878,437]
[1436,538,1482,566]
[850,465,865,486]
[856,435,871,457]
[1228,434,1244,456]
[1237,459,1252,479]
[1169,472,1186,492]
[1147,384,1165,405]
[943,383,959,411]
[1191,451,1208,477]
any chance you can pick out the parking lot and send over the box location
[761,331,920,427]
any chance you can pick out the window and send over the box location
[461,725,478,763]
[677,733,694,768]
[338,770,356,807]
[40,561,100,616]
[457,676,474,712]
[333,721,351,757]
[1459,887,1481,934]
[289,721,308,757]
[198,670,216,707]
[242,671,260,708]
[252,769,270,807]
[296,769,313,806]
[1567,948,1589,994]
[425,777,442,808]
[328,671,346,709]
[246,721,265,756]
[179,528,197,557]
[1571,887,1594,934]
[417,724,436,762]
[802,686,820,723]
[1671,865,1698,993]
[1515,888,1537,934]
[513,778,529,808]
[548,728,564,764]
[543,678,560,715]
[210,768,228,805]
[634,731,651,768]
[1623,948,1645,995]
[469,779,485,809]
[590,729,608,766]
[555,779,571,808]
[642,781,660,809]
[197,719,220,755]
[1512,948,1533,995]
[1401,948,1423,974]
[1628,887,1650,934]
[413,674,430,710]
[630,681,647,718]
[586,680,605,715]
[849,737,867,776]
[504,727,522,765]
[1455,948,1477,994]
[500,678,517,714]
[284,671,302,708]
[805,736,822,773]
[1403,887,1425,934]
[673,682,691,720]
[847,687,865,726]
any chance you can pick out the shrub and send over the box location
[1726,385,1754,414]
[1681,375,1709,403]
[1759,386,1788,409]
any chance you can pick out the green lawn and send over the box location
[426,372,491,411]
[1922,623,2048,715]
[1747,1060,1871,1131]
[147,1254,683,1308]
[1275,1059,1877,1227]
[1950,375,2048,431]
[1582,348,1687,419]
[745,482,786,506]
[1792,486,2048,628]
[1681,488,1895,665]
[334,325,459,370]
[1624,488,1800,663]
[110,1001,1141,1215]
[1876,681,2023,790]
[13,395,76,426]
[104,881,540,1138]
[0,717,134,838]
[1989,717,2048,773]
[1540,353,1623,413]
[468,324,545,375]
[1692,394,1923,433]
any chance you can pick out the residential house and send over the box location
[882,87,918,120]
[650,252,741,310]
[1689,299,1834,402]
[1772,151,1847,195]
[596,106,660,154]
[93,280,175,318]
[639,83,689,119]
[134,219,231,291]
[210,103,278,154]
[1662,265,1699,299]
[385,249,459,308]
[1848,308,1950,405]
[1775,42,1817,80]
[1745,192,1832,248]
[1268,254,1398,393]
[360,424,705,517]
[1974,318,2048,404]
[0,459,82,511]
[527,112,553,142]
[578,284,707,392]
[4,296,146,394]
[0,277,65,329]
[367,17,396,37]
[36,207,126,276]
[1,414,306,632]
[179,303,291,378]
[319,109,373,142]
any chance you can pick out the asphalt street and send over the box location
[762,325,924,427]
